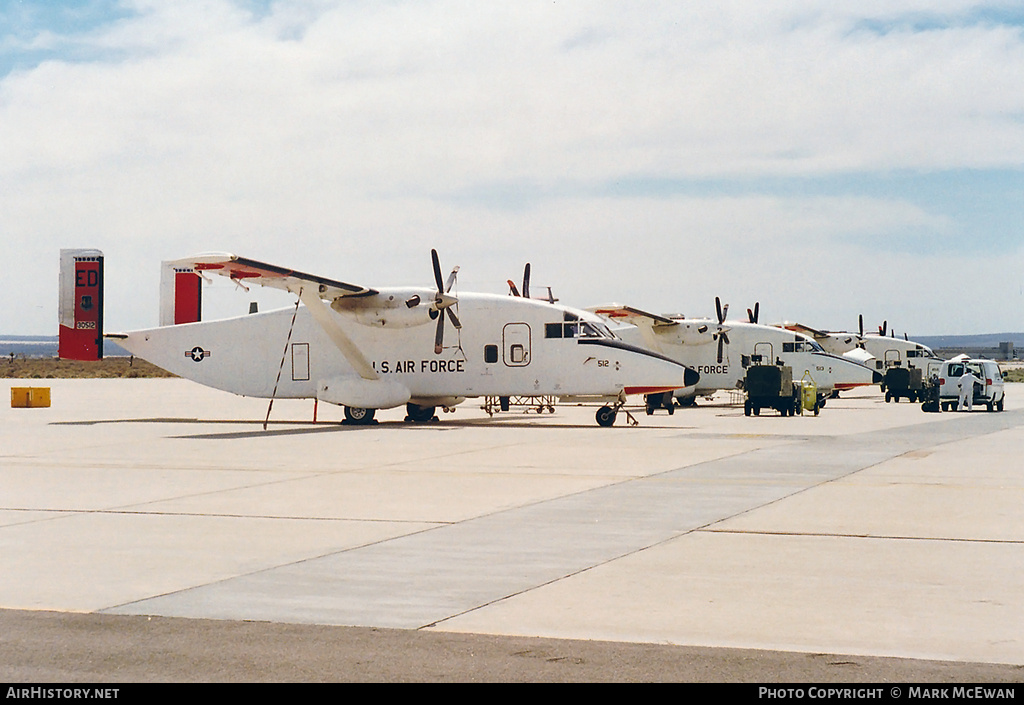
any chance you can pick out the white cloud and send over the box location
[2,1,1023,335]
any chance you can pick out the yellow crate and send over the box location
[11,387,51,408]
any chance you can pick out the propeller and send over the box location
[508,263,532,299]
[430,249,461,354]
[878,320,887,337]
[746,302,759,324]
[714,296,731,364]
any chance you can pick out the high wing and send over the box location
[779,321,829,339]
[172,252,380,380]
[173,253,378,301]
[587,304,679,328]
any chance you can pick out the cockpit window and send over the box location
[782,340,821,353]
[545,320,616,340]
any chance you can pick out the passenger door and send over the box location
[503,323,531,367]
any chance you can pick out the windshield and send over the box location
[783,340,824,353]
[545,319,617,340]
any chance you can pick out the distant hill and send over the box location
[1,336,129,358]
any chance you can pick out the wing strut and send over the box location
[265,293,302,430]
[299,287,379,381]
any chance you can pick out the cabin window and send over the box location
[545,323,562,339]
[484,345,498,364]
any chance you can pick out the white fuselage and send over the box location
[782,326,942,373]
[116,292,695,408]
[610,318,881,396]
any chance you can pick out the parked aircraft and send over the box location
[108,252,697,427]
[589,299,882,411]
[778,316,941,372]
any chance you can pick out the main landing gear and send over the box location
[404,402,438,423]
[343,406,376,425]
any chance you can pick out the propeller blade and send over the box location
[717,335,725,364]
[431,249,444,292]
[859,314,864,338]
[507,279,520,297]
[715,297,724,324]
[445,266,459,293]
[522,263,531,300]
[434,313,445,354]
[445,306,462,330]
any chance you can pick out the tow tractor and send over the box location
[882,363,924,403]
[743,353,802,416]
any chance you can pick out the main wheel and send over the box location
[405,403,436,423]
[596,405,617,427]
[344,406,376,425]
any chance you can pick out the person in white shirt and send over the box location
[958,368,983,411]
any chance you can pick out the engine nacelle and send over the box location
[664,320,720,346]
[331,288,438,329]
[317,376,411,409]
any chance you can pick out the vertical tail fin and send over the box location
[58,249,104,360]
[159,261,202,326]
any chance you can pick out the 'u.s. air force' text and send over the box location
[373,359,465,374]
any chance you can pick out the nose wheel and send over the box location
[595,402,639,427]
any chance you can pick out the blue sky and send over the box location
[2,0,1023,336]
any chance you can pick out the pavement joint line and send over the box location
[0,506,455,524]
[699,528,1024,545]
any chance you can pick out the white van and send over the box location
[938,357,1005,412]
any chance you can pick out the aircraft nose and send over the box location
[684,367,700,387]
